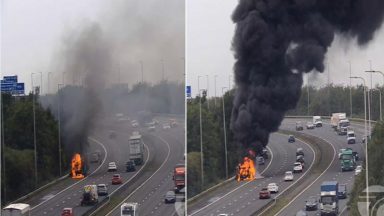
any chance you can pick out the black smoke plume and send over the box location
[230,0,384,155]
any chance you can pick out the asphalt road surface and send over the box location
[276,119,367,216]
[188,132,315,216]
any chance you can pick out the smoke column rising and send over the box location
[230,0,384,155]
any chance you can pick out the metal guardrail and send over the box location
[285,115,377,124]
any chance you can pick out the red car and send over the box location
[259,188,271,199]
[61,208,74,216]
[112,174,123,185]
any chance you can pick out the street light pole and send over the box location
[348,61,353,118]
[206,75,209,110]
[307,74,310,116]
[372,88,382,121]
[199,89,205,188]
[350,76,368,215]
[366,70,384,121]
[57,84,64,176]
[48,72,52,94]
[31,73,38,187]
[222,87,228,179]
[140,61,144,83]
[39,72,43,95]
[214,75,218,107]
[161,59,165,81]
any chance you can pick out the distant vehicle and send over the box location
[90,151,101,163]
[296,148,304,156]
[293,162,303,173]
[81,185,98,206]
[126,160,136,172]
[338,126,348,135]
[267,183,279,193]
[296,210,308,216]
[163,124,171,129]
[131,120,139,128]
[170,119,177,128]
[305,196,318,211]
[306,122,315,129]
[256,156,265,165]
[164,191,176,203]
[108,162,117,172]
[129,132,144,165]
[338,184,347,199]
[296,121,303,131]
[97,184,108,196]
[261,148,269,159]
[259,188,271,199]
[284,171,294,181]
[153,119,159,125]
[296,155,305,165]
[331,113,347,129]
[355,165,362,176]
[313,116,323,127]
[353,151,359,161]
[2,203,30,216]
[340,148,357,172]
[288,135,295,143]
[121,202,139,216]
[112,174,123,185]
[174,163,185,193]
[217,214,228,216]
[61,208,74,216]
[320,181,339,215]
[148,125,156,132]
[347,131,356,144]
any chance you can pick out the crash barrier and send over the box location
[252,130,333,216]
[285,115,377,124]
[187,176,235,204]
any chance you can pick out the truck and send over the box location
[129,132,144,165]
[313,116,323,127]
[81,185,98,206]
[173,163,185,193]
[236,157,256,181]
[347,131,356,144]
[320,181,339,215]
[2,203,30,216]
[340,148,356,171]
[331,113,346,129]
[121,202,139,216]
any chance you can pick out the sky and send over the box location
[1,0,184,94]
[187,0,384,97]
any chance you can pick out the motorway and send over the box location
[276,119,367,216]
[188,133,316,216]
[26,115,184,216]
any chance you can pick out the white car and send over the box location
[293,162,303,173]
[355,165,362,176]
[108,162,117,172]
[148,125,156,132]
[306,122,315,129]
[284,171,294,181]
[267,183,279,193]
[163,124,171,129]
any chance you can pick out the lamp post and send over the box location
[199,88,205,188]
[48,72,52,94]
[372,88,382,121]
[366,70,384,121]
[31,73,38,187]
[57,84,64,176]
[307,74,310,116]
[214,75,218,107]
[38,72,43,95]
[348,61,353,118]
[140,61,144,83]
[161,59,165,81]
[222,87,228,179]
[350,76,369,215]
[206,75,209,110]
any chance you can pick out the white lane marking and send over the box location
[31,136,108,210]
[189,146,274,216]
[104,134,171,216]
[273,134,336,216]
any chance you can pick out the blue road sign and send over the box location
[1,75,24,95]
[186,86,191,98]
[3,75,17,83]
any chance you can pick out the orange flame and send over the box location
[71,153,84,179]
[236,157,256,181]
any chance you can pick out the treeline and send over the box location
[1,93,62,204]
[288,84,383,120]
[348,121,384,215]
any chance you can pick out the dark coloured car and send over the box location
[126,160,136,172]
[97,184,108,196]
[296,148,304,156]
[164,191,176,203]
[296,122,304,131]
[305,196,318,211]
[338,184,347,199]
[261,148,269,159]
[257,156,265,165]
[288,135,295,143]
[296,155,305,164]
[259,188,271,199]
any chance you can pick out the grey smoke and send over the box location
[230,0,384,155]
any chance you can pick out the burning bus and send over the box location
[236,156,256,181]
[71,153,85,179]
